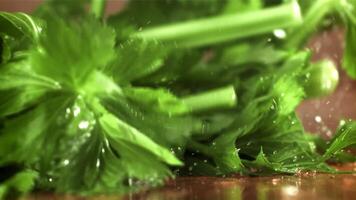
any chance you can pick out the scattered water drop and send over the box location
[270,104,275,110]
[314,116,322,123]
[273,29,287,39]
[293,156,298,162]
[96,159,100,168]
[63,159,69,166]
[73,106,81,117]
[128,178,133,187]
[78,121,90,130]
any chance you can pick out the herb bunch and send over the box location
[0,0,356,198]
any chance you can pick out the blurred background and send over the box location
[1,0,356,139]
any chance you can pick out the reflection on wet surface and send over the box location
[128,164,356,200]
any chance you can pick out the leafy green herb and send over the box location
[0,0,355,198]
[323,121,356,160]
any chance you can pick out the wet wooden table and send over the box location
[129,165,356,200]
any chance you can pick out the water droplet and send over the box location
[314,116,322,123]
[73,106,81,117]
[128,178,133,187]
[270,104,275,110]
[63,159,69,166]
[78,121,90,130]
[273,29,287,39]
[293,156,298,162]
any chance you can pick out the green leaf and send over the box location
[0,62,59,117]
[101,93,193,147]
[0,62,60,90]
[242,148,283,174]
[106,39,168,84]
[30,17,115,89]
[99,113,182,166]
[0,12,42,41]
[0,93,75,165]
[323,121,356,160]
[34,0,88,19]
[110,140,174,186]
[212,141,245,174]
[0,170,38,199]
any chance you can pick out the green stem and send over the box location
[182,85,237,113]
[284,0,337,49]
[133,1,302,48]
[91,0,106,19]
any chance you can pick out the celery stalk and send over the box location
[182,85,237,113]
[133,1,302,48]
[285,0,338,49]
